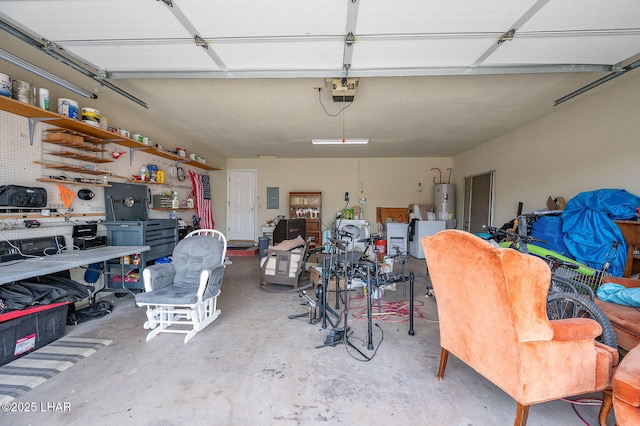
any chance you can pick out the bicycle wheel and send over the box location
[546,292,617,349]
[549,276,595,301]
[549,277,578,295]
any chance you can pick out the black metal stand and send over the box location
[365,262,374,350]
[425,263,434,297]
[408,271,415,336]
[287,290,317,324]
[318,254,341,330]
[316,258,370,360]
[334,241,353,310]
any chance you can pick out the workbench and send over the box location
[0,245,150,285]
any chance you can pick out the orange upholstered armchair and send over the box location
[613,344,640,425]
[422,230,619,426]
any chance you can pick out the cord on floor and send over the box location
[562,397,603,426]
[347,294,438,324]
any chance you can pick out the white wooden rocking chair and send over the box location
[135,229,227,343]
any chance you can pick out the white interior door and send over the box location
[227,170,257,241]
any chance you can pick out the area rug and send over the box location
[0,336,113,404]
[227,246,259,257]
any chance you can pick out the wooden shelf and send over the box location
[49,151,113,163]
[0,211,104,219]
[0,96,220,171]
[36,178,111,187]
[43,139,108,153]
[34,161,110,175]
[44,128,109,145]
[126,179,164,184]
[124,180,190,188]
[289,191,322,245]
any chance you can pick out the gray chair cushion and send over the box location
[135,284,199,305]
[135,235,225,305]
[172,235,224,289]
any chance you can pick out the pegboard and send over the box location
[0,108,209,245]
[0,112,99,245]
[0,112,36,185]
[0,114,104,213]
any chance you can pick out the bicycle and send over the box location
[483,225,617,349]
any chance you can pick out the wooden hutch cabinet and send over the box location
[289,192,322,245]
[615,220,640,277]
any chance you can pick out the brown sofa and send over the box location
[594,276,640,352]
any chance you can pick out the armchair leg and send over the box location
[436,348,449,381]
[599,389,612,426]
[514,403,529,426]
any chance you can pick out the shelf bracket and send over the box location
[28,117,60,145]
[128,147,149,166]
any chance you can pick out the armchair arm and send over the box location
[550,318,602,341]
[197,264,225,301]
[142,263,176,292]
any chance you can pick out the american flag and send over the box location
[189,171,214,229]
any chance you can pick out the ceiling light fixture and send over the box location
[312,139,368,145]
[0,48,96,99]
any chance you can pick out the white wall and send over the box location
[453,71,640,228]
[224,157,453,237]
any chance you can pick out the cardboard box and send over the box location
[45,131,84,145]
[328,277,342,291]
[379,261,393,274]
[310,266,321,287]
[309,266,342,291]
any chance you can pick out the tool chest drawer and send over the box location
[104,219,178,290]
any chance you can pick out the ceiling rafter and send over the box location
[159,0,230,74]
[105,63,613,80]
[471,0,550,68]
[0,16,148,108]
[52,28,640,47]
[342,0,360,74]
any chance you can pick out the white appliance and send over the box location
[434,184,455,221]
[408,221,447,259]
[336,219,370,251]
[384,222,409,256]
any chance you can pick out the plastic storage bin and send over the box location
[0,303,68,366]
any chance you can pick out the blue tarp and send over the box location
[561,189,640,277]
[530,215,572,258]
[597,283,640,307]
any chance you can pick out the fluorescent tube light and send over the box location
[312,139,369,145]
[0,48,97,99]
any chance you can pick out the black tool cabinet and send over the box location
[104,219,178,290]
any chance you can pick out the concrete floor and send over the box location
[1,255,615,425]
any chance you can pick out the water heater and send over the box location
[434,184,455,221]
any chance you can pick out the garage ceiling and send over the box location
[0,0,638,160]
